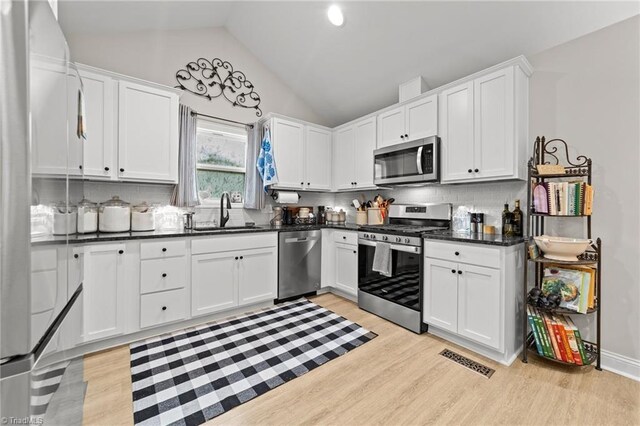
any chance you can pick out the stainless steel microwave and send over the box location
[373,136,440,185]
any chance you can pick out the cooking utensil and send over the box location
[352,199,361,210]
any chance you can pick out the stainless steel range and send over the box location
[357,203,451,333]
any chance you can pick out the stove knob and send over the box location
[364,233,369,238]
[405,238,410,244]
[396,237,402,243]
[371,235,376,240]
[383,236,388,241]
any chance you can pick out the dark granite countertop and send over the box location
[31,224,524,247]
[30,223,362,246]
[422,230,526,247]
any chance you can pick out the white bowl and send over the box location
[533,235,592,262]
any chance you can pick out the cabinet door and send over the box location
[440,82,475,183]
[191,252,237,317]
[83,244,125,342]
[474,67,515,180]
[271,118,305,189]
[79,69,115,180]
[423,258,458,333]
[377,106,405,148]
[354,117,377,189]
[118,81,179,183]
[304,126,332,190]
[31,58,70,176]
[405,95,438,141]
[238,247,277,306]
[334,243,358,296]
[333,126,355,190]
[457,264,502,350]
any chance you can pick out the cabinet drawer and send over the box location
[32,248,57,271]
[140,257,186,294]
[140,288,187,329]
[192,232,277,255]
[333,231,357,246]
[424,240,500,269]
[140,240,186,260]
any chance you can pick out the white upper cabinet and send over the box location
[31,57,75,176]
[333,126,355,191]
[332,117,377,191]
[377,107,405,148]
[271,117,304,189]
[440,82,475,182]
[118,81,179,183]
[304,125,332,190]
[377,94,438,148]
[270,117,332,191]
[353,117,377,188]
[405,95,438,141]
[78,69,115,180]
[474,68,515,180]
[440,65,526,183]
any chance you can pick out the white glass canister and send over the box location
[131,202,155,231]
[52,202,77,235]
[77,198,98,234]
[99,196,131,232]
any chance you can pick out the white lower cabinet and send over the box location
[423,239,522,365]
[140,289,188,329]
[191,252,238,316]
[83,243,126,342]
[191,234,278,317]
[334,242,358,296]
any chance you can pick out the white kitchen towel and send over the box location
[256,127,279,191]
[372,242,392,277]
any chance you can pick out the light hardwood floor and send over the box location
[82,293,640,425]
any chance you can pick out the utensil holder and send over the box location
[367,208,384,225]
[356,210,367,225]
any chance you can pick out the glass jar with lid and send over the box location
[131,201,155,232]
[52,201,77,235]
[77,198,98,234]
[99,196,131,232]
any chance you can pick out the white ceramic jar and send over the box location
[99,196,131,232]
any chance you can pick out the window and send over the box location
[196,119,247,203]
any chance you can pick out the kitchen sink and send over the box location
[192,224,258,232]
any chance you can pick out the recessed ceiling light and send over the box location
[327,5,344,27]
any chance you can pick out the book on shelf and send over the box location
[542,265,595,314]
[527,308,590,364]
[531,181,594,215]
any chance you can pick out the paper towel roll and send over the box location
[274,191,299,204]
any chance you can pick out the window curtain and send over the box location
[170,104,200,207]
[243,123,265,210]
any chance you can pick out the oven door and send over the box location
[373,137,439,185]
[358,239,422,311]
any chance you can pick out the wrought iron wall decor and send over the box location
[175,58,262,117]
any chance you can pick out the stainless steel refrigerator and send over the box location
[1,1,85,422]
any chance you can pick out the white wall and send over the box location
[528,16,640,370]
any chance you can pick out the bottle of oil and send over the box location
[512,199,523,237]
[501,203,510,236]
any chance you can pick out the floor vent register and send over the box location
[439,349,495,379]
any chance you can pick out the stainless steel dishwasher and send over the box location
[278,230,322,300]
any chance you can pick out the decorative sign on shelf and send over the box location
[175,58,262,117]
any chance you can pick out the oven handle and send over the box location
[416,146,424,174]
[358,239,422,254]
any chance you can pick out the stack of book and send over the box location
[527,306,591,365]
[532,181,594,215]
[542,265,595,313]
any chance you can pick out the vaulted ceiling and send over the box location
[59,1,639,127]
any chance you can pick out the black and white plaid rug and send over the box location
[130,298,376,425]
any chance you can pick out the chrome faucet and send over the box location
[220,192,231,228]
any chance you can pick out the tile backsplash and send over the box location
[33,178,527,230]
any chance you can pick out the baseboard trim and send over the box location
[601,350,640,382]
